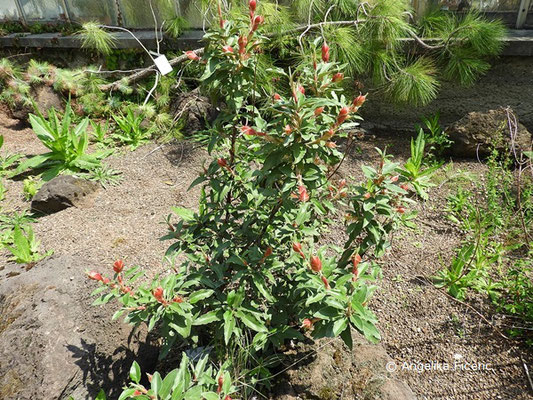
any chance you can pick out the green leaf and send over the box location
[172,207,195,221]
[129,361,141,384]
[189,289,214,304]
[95,389,107,400]
[151,371,163,397]
[193,310,221,326]
[236,310,267,332]
[223,310,235,345]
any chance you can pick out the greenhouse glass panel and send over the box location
[119,0,177,28]
[65,0,118,25]
[180,0,211,28]
[19,0,67,21]
[0,0,19,20]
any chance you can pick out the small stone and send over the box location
[31,175,100,214]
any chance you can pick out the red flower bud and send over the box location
[284,125,292,135]
[298,185,309,202]
[273,93,281,101]
[185,51,200,61]
[249,0,257,13]
[241,125,256,136]
[298,85,305,95]
[153,286,164,303]
[325,141,336,148]
[113,260,124,274]
[310,256,322,273]
[217,158,228,168]
[133,390,142,396]
[390,175,399,183]
[332,72,344,82]
[302,318,313,329]
[338,179,347,189]
[222,45,234,54]
[397,206,406,214]
[352,254,362,281]
[400,183,410,191]
[337,107,350,125]
[264,247,273,258]
[314,107,324,117]
[102,277,111,284]
[217,376,224,393]
[293,242,302,253]
[238,35,248,55]
[321,275,330,289]
[220,19,227,28]
[322,43,330,63]
[353,94,367,108]
[224,397,232,400]
[251,15,264,32]
[88,271,103,281]
[363,192,371,199]
[173,296,184,303]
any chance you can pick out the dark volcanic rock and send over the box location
[0,255,158,400]
[31,175,100,214]
[445,109,532,158]
[171,89,217,135]
[11,85,63,121]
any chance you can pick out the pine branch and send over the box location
[97,19,441,92]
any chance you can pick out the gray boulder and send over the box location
[31,175,100,214]
[0,255,158,400]
[272,331,416,400]
[446,109,532,158]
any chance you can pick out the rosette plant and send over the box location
[89,0,420,395]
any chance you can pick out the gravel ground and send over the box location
[1,106,531,399]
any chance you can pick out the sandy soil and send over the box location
[1,106,531,400]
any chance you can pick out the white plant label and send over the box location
[154,55,173,76]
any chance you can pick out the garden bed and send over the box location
[1,104,530,399]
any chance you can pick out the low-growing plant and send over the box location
[84,165,122,188]
[22,176,43,200]
[417,113,452,162]
[400,130,439,199]
[4,225,52,264]
[0,135,22,176]
[90,120,112,147]
[0,179,6,201]
[112,107,153,150]
[11,102,112,181]
[436,139,533,341]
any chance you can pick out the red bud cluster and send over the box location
[352,254,362,281]
[321,275,330,289]
[314,107,324,117]
[310,256,322,273]
[185,51,200,61]
[332,72,344,82]
[322,43,330,63]
[113,260,124,274]
[222,45,234,54]
[217,376,224,394]
[298,185,309,202]
[153,286,166,304]
[238,35,248,55]
[251,15,264,32]
[336,107,350,125]
[293,242,305,258]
